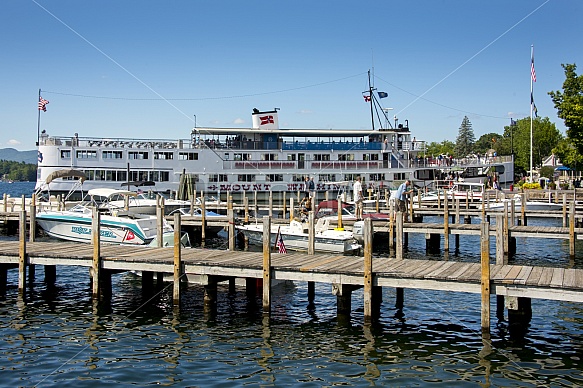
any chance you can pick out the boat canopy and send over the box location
[88,188,137,198]
[45,169,87,184]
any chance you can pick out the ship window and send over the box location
[159,171,170,181]
[369,173,385,181]
[94,170,105,181]
[150,171,159,181]
[129,151,149,160]
[338,154,354,161]
[178,152,198,160]
[237,174,255,182]
[287,154,296,161]
[154,152,174,160]
[343,174,358,182]
[76,150,97,159]
[266,174,283,182]
[209,174,228,182]
[318,174,335,182]
[394,173,405,180]
[261,153,278,161]
[292,174,305,182]
[234,153,251,161]
[117,171,127,181]
[60,150,71,159]
[363,153,379,161]
[313,154,330,161]
[102,151,123,159]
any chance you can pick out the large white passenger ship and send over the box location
[35,107,514,201]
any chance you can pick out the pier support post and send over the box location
[0,264,7,297]
[173,213,182,306]
[228,209,235,251]
[44,265,56,286]
[363,218,373,324]
[156,197,164,247]
[202,275,218,317]
[425,233,440,254]
[308,211,315,255]
[495,214,506,265]
[396,212,404,260]
[395,287,404,310]
[307,281,315,303]
[268,191,273,218]
[201,198,206,243]
[569,201,576,258]
[18,210,27,295]
[389,200,395,253]
[507,297,532,337]
[444,196,449,251]
[262,216,272,315]
[480,221,491,336]
[91,208,100,298]
[333,283,359,320]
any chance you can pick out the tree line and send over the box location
[424,63,583,177]
[0,160,37,182]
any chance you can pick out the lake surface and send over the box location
[1,182,582,387]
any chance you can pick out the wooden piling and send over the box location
[18,209,27,294]
[443,195,449,251]
[228,209,235,251]
[363,218,373,324]
[262,216,272,315]
[244,196,249,223]
[480,221,491,335]
[156,197,164,248]
[91,207,101,298]
[396,211,403,260]
[29,194,36,243]
[308,211,315,255]
[173,212,182,306]
[495,214,505,265]
[569,201,576,258]
[268,191,273,218]
[282,191,286,219]
[201,196,206,242]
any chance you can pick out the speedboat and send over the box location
[315,200,390,221]
[36,190,175,245]
[236,219,361,254]
[487,199,564,212]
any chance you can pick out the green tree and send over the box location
[549,64,583,154]
[454,116,475,157]
[475,132,503,155]
[425,140,455,157]
[508,117,563,172]
[552,138,583,170]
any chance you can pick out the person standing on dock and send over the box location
[353,176,364,220]
[395,180,413,222]
[308,176,316,199]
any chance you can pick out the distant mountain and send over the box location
[0,148,38,164]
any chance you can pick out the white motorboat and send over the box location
[487,199,564,212]
[36,190,175,245]
[236,219,361,254]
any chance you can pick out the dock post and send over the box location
[308,211,315,255]
[569,201,576,258]
[495,214,506,265]
[337,197,343,230]
[520,194,527,226]
[173,212,182,306]
[455,199,460,250]
[201,197,206,243]
[254,190,258,218]
[91,207,101,299]
[268,191,273,218]
[2,193,6,212]
[29,194,36,243]
[444,195,449,252]
[244,196,249,223]
[228,209,235,251]
[389,200,394,254]
[480,221,491,336]
[563,194,567,227]
[289,197,294,222]
[18,209,27,295]
[282,191,286,219]
[262,216,272,315]
[189,194,194,216]
[396,211,403,260]
[363,218,373,325]
[156,197,164,247]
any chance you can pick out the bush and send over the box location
[522,182,542,190]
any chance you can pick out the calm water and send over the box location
[1,182,582,387]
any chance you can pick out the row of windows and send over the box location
[80,170,171,182]
[61,150,199,161]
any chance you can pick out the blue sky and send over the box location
[1,0,581,151]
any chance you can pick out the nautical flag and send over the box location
[38,96,49,111]
[378,91,388,99]
[363,94,371,102]
[260,115,274,125]
[531,51,536,82]
[531,92,538,117]
[275,226,287,254]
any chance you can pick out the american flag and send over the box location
[531,52,536,82]
[260,115,274,125]
[275,227,287,254]
[38,96,49,111]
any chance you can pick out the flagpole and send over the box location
[529,45,534,183]
[368,70,375,132]
[37,88,41,146]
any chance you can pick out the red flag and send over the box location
[275,226,287,254]
[260,115,274,125]
[531,52,536,82]
[363,95,371,102]
[38,96,49,111]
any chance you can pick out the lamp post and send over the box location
[193,114,197,128]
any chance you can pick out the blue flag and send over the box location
[378,91,388,99]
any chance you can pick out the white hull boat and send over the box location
[487,200,564,212]
[236,220,361,254]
